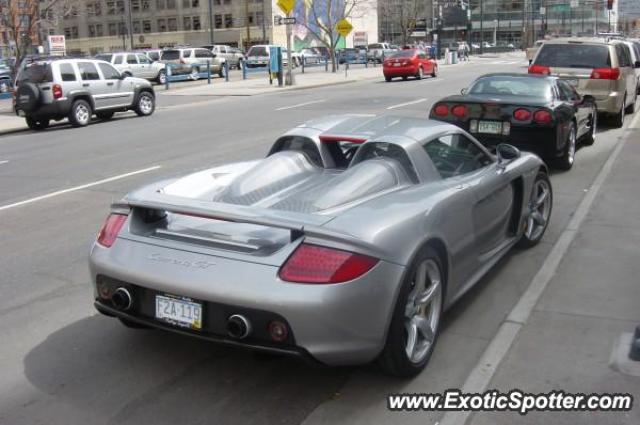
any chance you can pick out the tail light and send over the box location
[433,104,449,117]
[590,67,620,80]
[279,243,378,284]
[513,108,532,121]
[533,109,553,124]
[52,84,63,99]
[451,105,468,118]
[528,64,550,75]
[97,213,128,248]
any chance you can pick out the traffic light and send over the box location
[607,0,614,10]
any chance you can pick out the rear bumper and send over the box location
[17,98,71,119]
[592,91,623,115]
[89,239,405,366]
[383,66,419,77]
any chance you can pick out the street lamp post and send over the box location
[208,0,215,44]
[480,0,484,54]
[127,0,134,50]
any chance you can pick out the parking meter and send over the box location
[269,46,283,87]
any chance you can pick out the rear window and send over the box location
[368,43,383,49]
[469,76,552,98]
[147,51,160,61]
[390,50,416,58]
[248,46,268,56]
[161,49,180,60]
[18,63,53,83]
[534,44,611,68]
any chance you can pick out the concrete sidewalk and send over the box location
[466,116,640,424]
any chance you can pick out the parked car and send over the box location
[337,48,361,64]
[142,49,164,62]
[89,114,552,377]
[621,40,640,94]
[160,48,226,79]
[383,49,437,81]
[13,58,155,130]
[245,45,294,68]
[367,42,397,63]
[95,52,166,84]
[299,48,322,65]
[202,45,244,69]
[529,37,638,127]
[0,58,13,92]
[526,40,545,64]
[430,73,596,170]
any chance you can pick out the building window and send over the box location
[167,0,176,9]
[133,20,141,33]
[118,21,126,34]
[214,0,220,4]
[248,13,254,25]
[106,1,115,14]
[117,0,125,14]
[132,0,140,12]
[168,17,177,31]
[157,0,165,10]
[182,0,190,7]
[96,24,103,36]
[64,27,71,38]
[143,20,151,33]
[142,0,150,10]
[193,16,201,30]
[223,0,230,4]
[214,14,222,29]
[192,0,199,6]
[157,18,166,32]
[183,16,191,30]
[88,24,95,37]
[72,26,78,38]
[224,13,232,28]
[108,22,117,35]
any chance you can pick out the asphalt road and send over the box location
[0,57,633,425]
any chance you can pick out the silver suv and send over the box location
[203,45,244,69]
[14,58,155,130]
[96,52,166,84]
[530,37,638,127]
[161,48,226,79]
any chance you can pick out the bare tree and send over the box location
[379,0,423,46]
[0,0,78,67]
[300,0,372,72]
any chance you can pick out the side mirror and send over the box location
[460,88,467,95]
[496,143,521,167]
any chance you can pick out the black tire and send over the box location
[118,318,150,329]
[431,66,437,78]
[625,93,636,114]
[555,122,576,171]
[611,96,626,128]
[416,66,424,80]
[517,171,553,248]
[582,104,597,146]
[68,99,92,127]
[16,82,41,113]
[157,69,167,85]
[385,76,392,82]
[402,76,408,81]
[134,91,155,116]
[378,246,444,377]
[96,111,115,120]
[25,116,49,130]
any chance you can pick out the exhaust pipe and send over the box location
[227,314,251,339]
[112,287,132,311]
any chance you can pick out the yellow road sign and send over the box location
[277,0,296,15]
[336,19,353,37]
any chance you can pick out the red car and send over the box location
[383,49,437,82]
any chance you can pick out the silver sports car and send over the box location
[89,115,552,376]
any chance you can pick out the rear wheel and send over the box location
[582,104,597,146]
[385,76,392,82]
[431,66,438,78]
[625,92,636,114]
[555,122,576,170]
[518,171,552,248]
[378,247,444,377]
[611,96,626,128]
[96,111,115,120]
[68,99,92,127]
[416,66,424,80]
[25,116,49,130]
[402,76,408,81]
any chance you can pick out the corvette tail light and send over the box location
[513,108,532,121]
[433,104,449,117]
[528,64,550,75]
[97,213,128,248]
[52,84,63,99]
[279,243,378,284]
[452,105,468,118]
[590,67,620,80]
[533,109,553,124]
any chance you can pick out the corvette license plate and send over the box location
[155,295,202,330]
[478,121,502,134]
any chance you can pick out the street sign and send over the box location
[274,16,296,25]
[539,6,546,15]
[277,0,296,15]
[47,35,66,56]
[336,19,353,37]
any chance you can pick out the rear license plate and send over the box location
[155,294,202,330]
[393,63,401,67]
[478,121,503,134]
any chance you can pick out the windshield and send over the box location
[534,44,610,68]
[469,76,552,98]
[17,63,53,83]
[95,54,112,62]
[161,50,180,60]
[248,46,268,56]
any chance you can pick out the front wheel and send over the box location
[385,76,392,82]
[517,171,553,248]
[378,247,444,377]
[416,66,424,80]
[157,69,167,85]
[68,99,92,127]
[134,91,155,117]
[554,122,576,171]
[25,116,49,130]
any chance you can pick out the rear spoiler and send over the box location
[114,184,386,258]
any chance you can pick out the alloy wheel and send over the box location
[139,94,153,115]
[75,104,90,125]
[404,259,442,364]
[525,178,552,241]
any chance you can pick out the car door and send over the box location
[557,80,590,138]
[136,53,154,79]
[425,133,514,264]
[77,61,110,110]
[111,54,126,73]
[97,62,135,109]
[125,53,141,77]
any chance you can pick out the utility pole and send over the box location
[480,0,484,54]
[261,0,266,42]
[208,0,215,44]
[127,0,134,50]
[245,0,251,48]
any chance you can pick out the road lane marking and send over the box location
[438,111,640,425]
[420,77,445,83]
[275,99,326,111]
[386,98,428,110]
[0,160,8,165]
[0,165,161,212]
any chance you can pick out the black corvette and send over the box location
[429,73,597,170]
